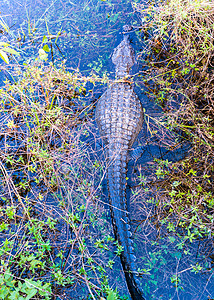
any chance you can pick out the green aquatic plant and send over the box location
[0,42,20,64]
[130,0,214,297]
[0,18,20,64]
[137,0,214,237]
[0,60,129,299]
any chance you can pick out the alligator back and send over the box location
[96,80,144,299]
[96,25,145,299]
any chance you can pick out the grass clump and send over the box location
[135,0,214,244]
[0,61,125,299]
[130,0,214,297]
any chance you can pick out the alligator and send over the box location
[95,25,145,300]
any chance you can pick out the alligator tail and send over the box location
[107,144,145,300]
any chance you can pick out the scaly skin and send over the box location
[95,26,145,300]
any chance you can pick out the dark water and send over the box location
[0,0,214,299]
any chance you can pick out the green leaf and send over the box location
[107,290,116,300]
[42,44,50,52]
[0,285,10,297]
[26,288,37,300]
[30,259,41,269]
[8,289,23,299]
[0,49,9,64]
[3,47,20,55]
[25,279,36,288]
[42,35,48,43]
[0,275,4,284]
[0,20,10,33]
[174,252,182,259]
[4,273,12,281]
[38,283,51,296]
[38,49,48,60]
[55,29,62,44]
[20,282,27,293]
[168,236,175,243]
[0,42,10,47]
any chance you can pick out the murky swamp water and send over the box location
[0,0,214,299]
